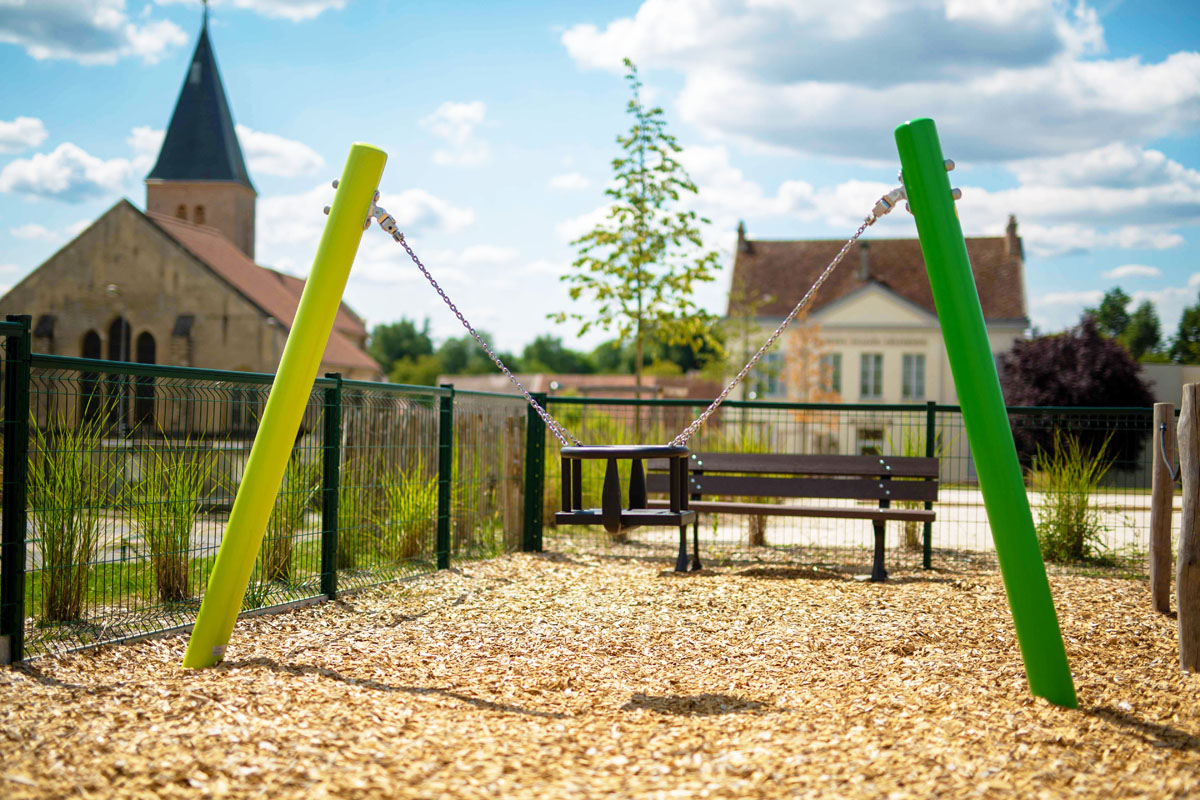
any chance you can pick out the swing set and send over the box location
[179,118,1079,711]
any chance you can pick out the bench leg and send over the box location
[675,525,689,573]
[871,521,888,582]
[691,518,703,571]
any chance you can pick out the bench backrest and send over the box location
[646,453,939,503]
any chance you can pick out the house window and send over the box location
[753,351,784,398]
[860,353,883,399]
[194,205,206,225]
[902,353,926,400]
[175,204,187,220]
[820,353,842,394]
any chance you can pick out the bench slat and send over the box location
[650,452,939,478]
[647,499,936,523]
[687,474,938,502]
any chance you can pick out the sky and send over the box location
[1,0,1198,356]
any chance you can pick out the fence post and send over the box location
[1151,402,1175,614]
[1177,385,1200,671]
[0,315,31,664]
[523,392,547,552]
[320,373,342,600]
[923,400,936,569]
[437,384,454,570]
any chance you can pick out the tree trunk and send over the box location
[1151,402,1175,614]
[1177,385,1200,671]
[748,515,767,547]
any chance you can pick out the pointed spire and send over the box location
[146,11,254,190]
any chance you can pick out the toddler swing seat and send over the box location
[555,444,701,572]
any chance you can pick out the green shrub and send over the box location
[376,459,437,562]
[1030,432,1112,563]
[124,439,217,602]
[28,416,114,622]
[336,458,372,570]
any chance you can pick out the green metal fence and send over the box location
[0,312,1171,663]
[0,329,529,662]
[538,396,1165,574]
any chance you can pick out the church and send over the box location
[0,13,382,385]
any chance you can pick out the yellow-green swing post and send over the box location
[183,143,387,669]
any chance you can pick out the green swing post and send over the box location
[183,143,387,669]
[895,118,1077,708]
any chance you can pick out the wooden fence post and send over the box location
[1177,385,1200,671]
[1151,402,1175,614]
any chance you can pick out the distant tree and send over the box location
[999,315,1154,466]
[390,354,442,386]
[1120,300,1162,360]
[552,58,721,388]
[436,331,520,375]
[1171,292,1200,364]
[521,335,594,374]
[1085,287,1131,340]
[591,340,632,373]
[368,318,433,373]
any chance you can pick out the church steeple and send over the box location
[146,6,257,258]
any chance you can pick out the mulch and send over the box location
[1,548,1198,799]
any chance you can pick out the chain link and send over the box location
[369,185,904,449]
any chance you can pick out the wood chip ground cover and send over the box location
[2,551,1198,799]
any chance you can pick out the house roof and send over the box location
[145,19,254,190]
[146,210,377,374]
[728,219,1028,324]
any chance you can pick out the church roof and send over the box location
[146,19,254,190]
[147,210,377,374]
[727,222,1028,324]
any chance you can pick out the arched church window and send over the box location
[194,205,206,225]
[176,204,187,220]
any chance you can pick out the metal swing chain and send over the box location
[368,202,582,446]
[361,183,911,449]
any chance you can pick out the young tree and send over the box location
[999,314,1154,465]
[552,58,721,388]
[1085,287,1131,340]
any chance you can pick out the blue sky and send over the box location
[1,0,1198,355]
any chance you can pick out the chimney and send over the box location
[1006,214,1022,260]
[857,240,870,280]
[737,220,751,254]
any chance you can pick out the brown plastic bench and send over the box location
[646,452,939,581]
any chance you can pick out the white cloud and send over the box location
[259,183,475,249]
[1102,264,1162,281]
[0,117,48,153]
[234,125,324,177]
[0,1,187,65]
[154,0,346,23]
[0,143,131,201]
[564,1,1200,163]
[419,101,490,167]
[128,125,164,173]
[548,172,590,191]
[459,245,518,265]
[555,205,611,243]
[1034,290,1105,307]
[522,259,567,277]
[10,223,58,241]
